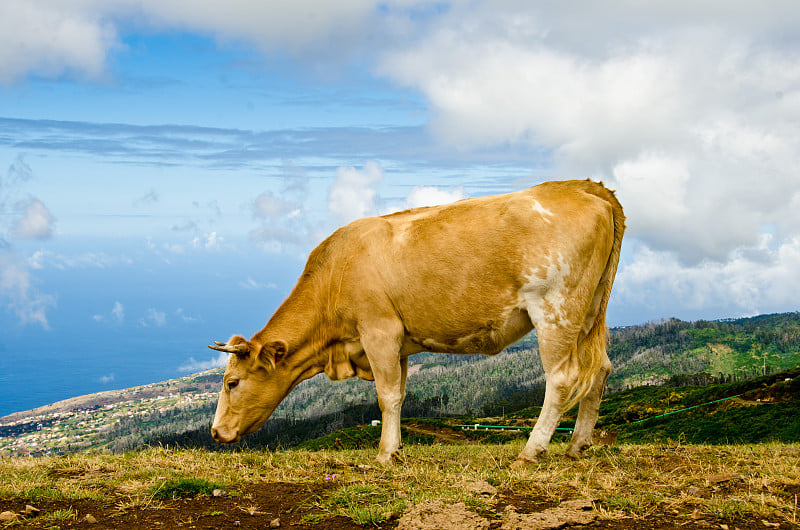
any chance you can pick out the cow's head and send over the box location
[208,335,289,444]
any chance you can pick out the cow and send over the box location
[209,179,625,466]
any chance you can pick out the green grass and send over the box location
[150,477,223,499]
[312,483,408,525]
[39,506,78,526]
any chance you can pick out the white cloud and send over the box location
[0,254,56,328]
[404,185,466,209]
[28,249,131,270]
[99,373,115,384]
[239,277,278,291]
[191,231,223,251]
[140,307,166,327]
[248,163,319,252]
[328,161,383,225]
[95,301,125,323]
[178,351,228,373]
[0,0,437,83]
[378,4,800,268]
[112,301,124,323]
[0,0,115,83]
[253,191,294,221]
[615,235,800,319]
[176,307,199,323]
[12,198,54,240]
[0,157,56,328]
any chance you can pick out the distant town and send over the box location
[0,371,221,456]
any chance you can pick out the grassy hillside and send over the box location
[607,312,800,389]
[2,312,799,456]
[290,367,800,455]
[601,368,800,444]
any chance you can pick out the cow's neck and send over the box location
[250,277,337,382]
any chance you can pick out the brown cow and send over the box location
[210,179,625,465]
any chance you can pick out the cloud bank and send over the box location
[376,2,800,318]
[1,156,57,327]
[3,1,799,322]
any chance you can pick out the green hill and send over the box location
[600,367,800,444]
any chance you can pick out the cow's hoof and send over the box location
[510,456,538,468]
[565,443,591,459]
[375,451,403,465]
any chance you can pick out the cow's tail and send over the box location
[564,180,626,413]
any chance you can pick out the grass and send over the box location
[1,441,799,526]
[150,477,224,500]
[39,506,78,525]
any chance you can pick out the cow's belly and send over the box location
[402,307,533,356]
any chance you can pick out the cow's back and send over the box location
[331,180,618,355]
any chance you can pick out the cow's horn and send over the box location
[208,341,249,354]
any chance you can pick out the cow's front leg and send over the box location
[375,374,403,464]
[360,322,405,465]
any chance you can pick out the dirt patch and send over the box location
[397,500,491,529]
[0,482,365,529]
[2,481,798,529]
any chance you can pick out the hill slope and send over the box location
[2,312,799,455]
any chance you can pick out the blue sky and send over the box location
[2,1,800,414]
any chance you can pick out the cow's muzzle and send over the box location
[211,425,240,444]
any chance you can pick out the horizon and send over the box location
[2,2,800,416]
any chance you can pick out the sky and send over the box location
[1,1,800,413]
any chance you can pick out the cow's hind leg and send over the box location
[565,351,610,458]
[515,327,581,465]
[565,299,612,459]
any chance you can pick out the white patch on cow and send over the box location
[530,200,554,221]
[518,253,571,331]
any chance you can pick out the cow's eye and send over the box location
[227,379,239,391]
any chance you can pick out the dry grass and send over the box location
[1,441,799,526]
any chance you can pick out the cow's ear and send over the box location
[259,340,288,368]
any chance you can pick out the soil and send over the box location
[2,481,797,529]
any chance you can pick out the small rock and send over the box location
[399,501,491,529]
[708,473,740,484]
[761,520,780,528]
[466,480,497,496]
[233,521,241,527]
[212,488,226,497]
[355,464,372,472]
[0,511,17,522]
[84,513,98,524]
[502,500,598,529]
[560,499,595,511]
[269,516,281,527]
[24,505,41,516]
[719,524,729,530]
[688,485,711,498]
